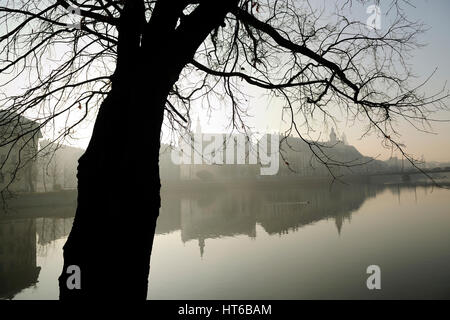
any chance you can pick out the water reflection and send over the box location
[36,218,73,246]
[0,217,73,299]
[1,182,448,299]
[0,219,40,299]
[158,184,384,257]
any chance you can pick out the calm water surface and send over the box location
[2,184,450,299]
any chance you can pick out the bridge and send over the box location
[366,167,450,182]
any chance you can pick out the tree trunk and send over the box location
[58,77,167,300]
[58,38,174,298]
[58,0,238,300]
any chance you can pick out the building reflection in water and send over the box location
[0,219,40,299]
[0,182,425,298]
[0,217,73,299]
[36,218,74,246]
[157,183,385,257]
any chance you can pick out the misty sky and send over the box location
[1,1,449,162]
[192,0,450,162]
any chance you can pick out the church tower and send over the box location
[195,116,202,135]
[329,127,337,143]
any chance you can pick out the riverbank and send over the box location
[0,189,77,219]
[1,176,448,219]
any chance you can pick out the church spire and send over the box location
[195,116,202,135]
[335,215,343,236]
[329,127,337,143]
[199,237,205,258]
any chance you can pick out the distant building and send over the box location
[0,111,42,192]
[329,127,337,144]
[37,140,85,191]
[268,129,386,177]
[177,118,259,181]
[383,156,417,171]
[160,125,387,182]
[160,143,181,182]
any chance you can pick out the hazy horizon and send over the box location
[1,0,449,163]
[27,1,449,163]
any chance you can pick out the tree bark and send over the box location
[58,78,167,300]
[58,0,239,300]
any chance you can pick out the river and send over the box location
[2,183,450,299]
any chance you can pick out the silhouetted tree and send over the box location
[0,0,448,299]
